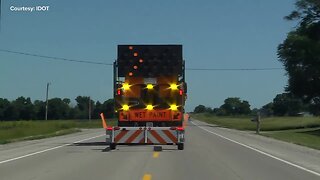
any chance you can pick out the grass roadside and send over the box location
[191,113,320,150]
[0,119,116,144]
[262,128,320,150]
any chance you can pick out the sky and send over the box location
[0,0,297,112]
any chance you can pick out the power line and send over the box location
[0,0,2,31]
[0,49,284,71]
[0,49,113,66]
[186,68,284,71]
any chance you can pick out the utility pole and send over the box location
[45,82,50,120]
[256,112,261,134]
[88,96,91,121]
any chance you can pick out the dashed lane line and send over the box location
[153,152,159,158]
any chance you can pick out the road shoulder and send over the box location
[191,118,320,174]
[0,128,105,164]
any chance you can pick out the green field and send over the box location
[191,113,320,131]
[191,113,320,150]
[263,128,320,150]
[0,119,116,144]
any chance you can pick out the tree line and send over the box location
[0,96,114,121]
[193,97,253,116]
[193,93,319,116]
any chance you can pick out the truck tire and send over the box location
[177,143,184,150]
[110,143,116,150]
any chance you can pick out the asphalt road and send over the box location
[0,119,320,180]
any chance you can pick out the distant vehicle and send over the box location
[102,45,187,150]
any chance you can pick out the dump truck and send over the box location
[101,45,187,150]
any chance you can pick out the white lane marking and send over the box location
[191,120,320,177]
[0,134,105,164]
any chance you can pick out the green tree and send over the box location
[220,97,251,115]
[92,101,102,119]
[75,96,94,119]
[193,105,206,113]
[34,100,46,120]
[205,107,214,114]
[251,108,259,116]
[278,0,320,115]
[92,99,114,119]
[272,94,289,116]
[102,99,114,118]
[239,100,251,115]
[48,98,70,120]
[75,96,90,111]
[62,98,71,105]
[214,108,227,116]
[0,98,10,120]
[261,102,274,116]
[69,107,80,119]
[11,97,35,120]
[4,104,19,120]
[285,0,320,26]
[309,97,320,115]
[272,93,304,116]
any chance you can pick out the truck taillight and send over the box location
[179,89,183,95]
[177,127,184,131]
[106,127,113,131]
[117,89,121,95]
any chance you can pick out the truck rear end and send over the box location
[105,45,187,150]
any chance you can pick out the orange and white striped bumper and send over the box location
[106,127,184,145]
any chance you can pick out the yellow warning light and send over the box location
[146,105,154,110]
[129,72,133,76]
[170,104,178,111]
[170,84,179,90]
[122,104,130,111]
[122,83,131,91]
[146,84,154,90]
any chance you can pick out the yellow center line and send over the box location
[142,153,157,180]
[153,152,159,158]
[142,174,152,180]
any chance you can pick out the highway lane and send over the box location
[0,121,319,180]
